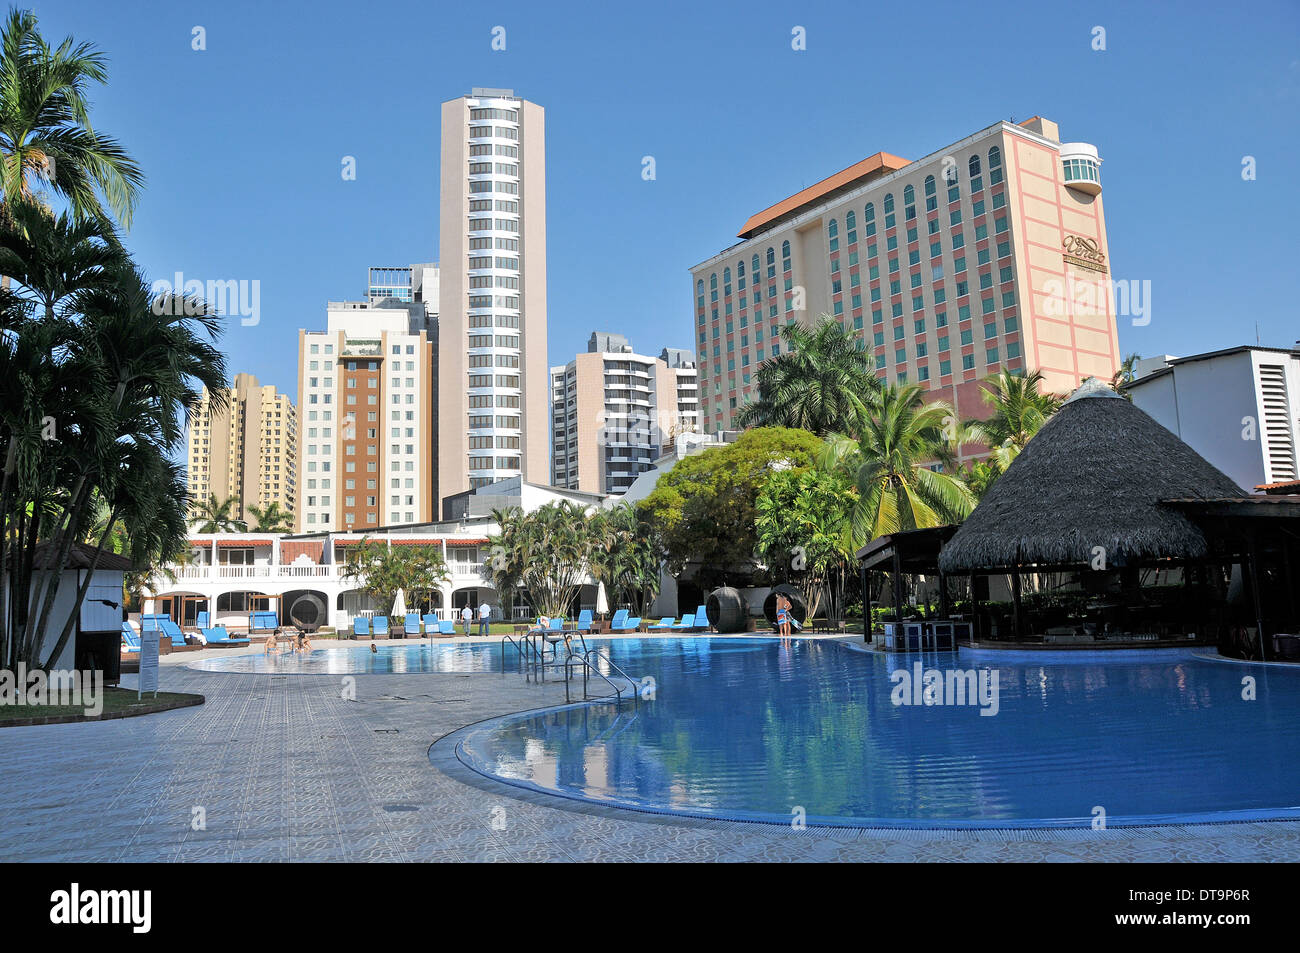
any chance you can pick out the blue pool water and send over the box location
[189,641,512,674]
[450,638,1300,829]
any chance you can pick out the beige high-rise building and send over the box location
[186,373,297,525]
[438,88,548,514]
[550,333,699,496]
[691,116,1119,454]
[296,291,436,533]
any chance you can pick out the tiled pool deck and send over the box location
[2,638,1297,862]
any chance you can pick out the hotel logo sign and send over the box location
[1062,235,1108,273]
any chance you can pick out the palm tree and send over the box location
[735,315,880,437]
[191,494,245,533]
[247,501,293,533]
[1111,352,1142,398]
[0,9,144,230]
[962,368,1061,456]
[823,382,976,543]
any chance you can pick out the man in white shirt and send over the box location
[461,603,473,636]
[478,601,491,636]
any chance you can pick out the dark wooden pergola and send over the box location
[856,526,958,643]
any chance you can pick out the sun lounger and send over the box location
[575,609,593,634]
[671,613,696,631]
[647,617,675,630]
[422,614,438,632]
[195,611,210,629]
[372,616,390,637]
[160,618,191,646]
[139,613,168,632]
[692,605,709,632]
[612,613,641,632]
[248,610,278,633]
[437,620,456,637]
[405,612,421,636]
[199,626,250,647]
[352,616,370,639]
[121,622,141,653]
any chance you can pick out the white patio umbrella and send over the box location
[596,581,609,618]
[391,588,407,620]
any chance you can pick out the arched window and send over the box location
[865,202,875,221]
[903,185,914,206]
[988,146,1003,185]
[883,193,894,214]
[827,218,838,238]
[723,267,731,285]
[766,247,775,266]
[696,279,704,295]
[752,254,760,274]
[736,260,745,279]
[944,160,958,185]
[968,154,981,178]
[781,240,791,261]
[845,209,856,231]
[924,175,936,196]
[709,273,717,290]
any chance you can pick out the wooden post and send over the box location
[860,560,870,643]
[1011,565,1023,642]
[1247,541,1269,662]
[892,547,904,622]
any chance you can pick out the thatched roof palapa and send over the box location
[938,378,1246,572]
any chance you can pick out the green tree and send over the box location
[945,368,1061,500]
[823,383,975,543]
[1111,352,1142,398]
[735,316,879,437]
[339,540,449,620]
[191,494,245,533]
[483,501,593,618]
[247,501,293,533]
[637,426,823,590]
[755,465,857,621]
[588,503,661,616]
[0,9,144,230]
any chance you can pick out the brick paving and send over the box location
[1,644,1297,862]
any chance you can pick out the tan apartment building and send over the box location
[551,333,700,496]
[186,373,297,525]
[296,295,436,532]
[438,88,549,512]
[690,117,1119,454]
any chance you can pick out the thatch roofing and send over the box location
[938,378,1246,572]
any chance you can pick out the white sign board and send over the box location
[138,629,160,698]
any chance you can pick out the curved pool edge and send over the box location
[439,638,1300,833]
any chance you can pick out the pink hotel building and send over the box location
[690,117,1120,440]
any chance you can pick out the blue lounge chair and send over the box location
[200,626,250,647]
[372,616,389,637]
[352,617,371,639]
[610,609,628,630]
[422,614,438,632]
[671,613,696,631]
[612,612,641,632]
[121,623,141,653]
[405,612,421,636]
[139,613,168,632]
[160,618,191,646]
[249,610,278,633]
[196,611,210,629]
[647,617,675,631]
[692,605,709,632]
[575,609,593,633]
[437,620,456,636]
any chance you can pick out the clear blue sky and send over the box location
[41,0,1300,398]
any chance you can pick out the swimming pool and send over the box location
[452,638,1300,829]
[189,640,515,674]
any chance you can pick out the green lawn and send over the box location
[0,687,202,724]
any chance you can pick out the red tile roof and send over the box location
[737,152,911,239]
